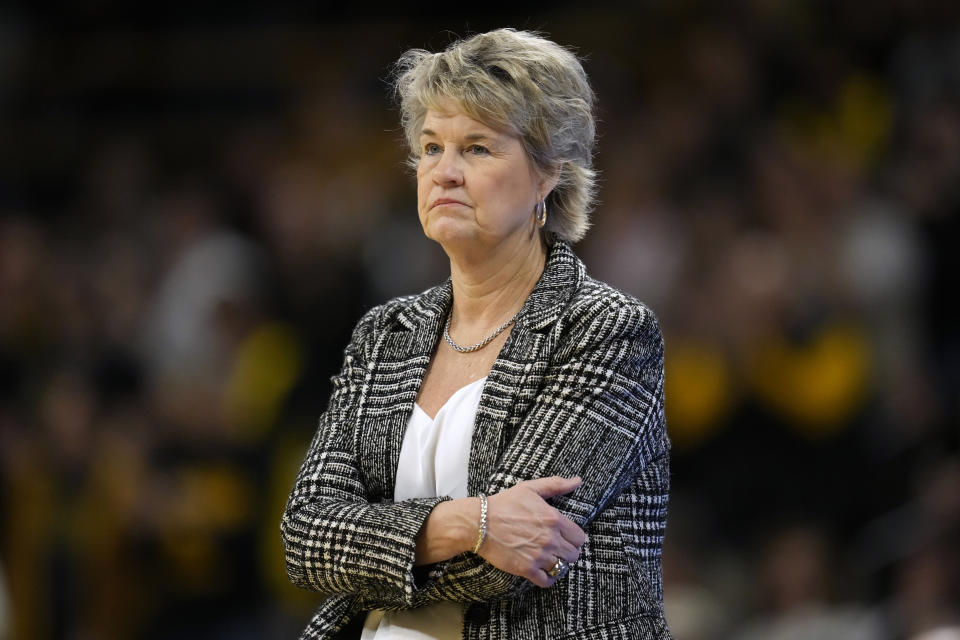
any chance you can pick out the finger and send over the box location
[528,568,552,588]
[535,562,563,588]
[536,555,571,587]
[551,538,580,565]
[524,475,582,499]
[557,515,587,548]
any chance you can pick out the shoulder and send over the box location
[345,282,449,358]
[550,274,664,389]
[562,275,663,348]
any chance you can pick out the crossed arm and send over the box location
[281,299,667,608]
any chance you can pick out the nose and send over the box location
[432,148,464,186]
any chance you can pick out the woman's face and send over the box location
[416,103,553,254]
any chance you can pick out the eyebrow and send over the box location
[420,128,497,142]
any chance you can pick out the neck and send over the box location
[446,233,548,335]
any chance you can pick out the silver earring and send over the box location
[535,199,547,227]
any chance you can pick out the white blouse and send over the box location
[361,376,487,640]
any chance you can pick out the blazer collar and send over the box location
[395,240,584,333]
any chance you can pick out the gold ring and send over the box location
[546,558,568,578]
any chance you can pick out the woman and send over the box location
[282,28,671,639]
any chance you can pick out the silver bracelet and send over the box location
[471,494,488,554]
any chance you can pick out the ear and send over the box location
[537,163,561,201]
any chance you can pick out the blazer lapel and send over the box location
[356,282,451,502]
[468,241,584,495]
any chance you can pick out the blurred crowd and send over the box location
[0,2,958,639]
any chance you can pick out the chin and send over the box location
[423,218,476,246]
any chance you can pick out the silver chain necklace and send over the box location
[443,310,520,353]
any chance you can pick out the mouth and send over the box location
[431,198,468,210]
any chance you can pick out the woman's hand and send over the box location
[414,476,586,588]
[479,476,586,588]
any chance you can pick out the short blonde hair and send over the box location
[394,28,597,243]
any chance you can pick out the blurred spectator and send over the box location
[733,523,884,640]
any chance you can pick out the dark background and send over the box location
[1,2,958,638]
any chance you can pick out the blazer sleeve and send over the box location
[425,297,668,603]
[280,308,450,609]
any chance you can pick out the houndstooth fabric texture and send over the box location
[281,241,671,639]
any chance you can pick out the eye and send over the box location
[423,142,441,155]
[467,144,490,155]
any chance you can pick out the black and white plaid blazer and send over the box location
[282,241,671,639]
